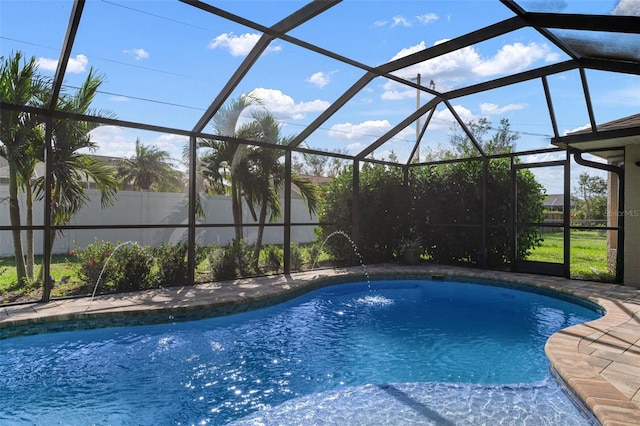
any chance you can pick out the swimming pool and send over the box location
[0,279,601,425]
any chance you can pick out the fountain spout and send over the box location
[312,230,370,283]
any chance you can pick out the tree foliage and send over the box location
[572,172,607,225]
[318,118,545,268]
[293,148,348,177]
[118,138,183,191]
[317,163,407,265]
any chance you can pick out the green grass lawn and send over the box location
[527,230,614,280]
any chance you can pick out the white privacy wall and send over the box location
[0,189,318,256]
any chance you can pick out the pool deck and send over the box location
[2,263,640,425]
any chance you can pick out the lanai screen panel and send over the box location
[287,1,515,67]
[452,79,557,154]
[584,70,640,126]
[64,1,260,130]
[211,38,358,142]
[0,1,71,78]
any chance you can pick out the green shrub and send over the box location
[109,243,154,292]
[153,242,188,287]
[264,245,283,273]
[317,163,406,265]
[75,239,117,292]
[290,243,304,271]
[209,239,256,280]
[76,240,154,294]
[307,241,323,268]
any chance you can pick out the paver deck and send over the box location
[2,263,640,425]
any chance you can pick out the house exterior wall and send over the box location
[0,189,319,256]
[625,145,640,287]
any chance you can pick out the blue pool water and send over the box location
[0,279,601,425]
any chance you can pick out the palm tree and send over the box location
[118,138,182,191]
[234,110,318,265]
[194,95,318,269]
[33,68,119,300]
[195,95,259,241]
[0,52,49,284]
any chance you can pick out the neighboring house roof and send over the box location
[571,114,640,134]
[298,175,332,186]
[544,194,575,210]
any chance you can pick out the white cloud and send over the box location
[373,20,387,27]
[391,15,412,28]
[480,102,526,115]
[89,126,187,163]
[386,40,557,94]
[249,88,329,120]
[109,95,130,102]
[66,54,89,73]
[328,120,393,142]
[381,88,415,100]
[429,105,476,130]
[37,54,88,73]
[152,133,189,158]
[613,0,640,15]
[88,126,134,158]
[562,123,591,136]
[123,48,149,60]
[208,32,281,56]
[346,142,364,153]
[472,42,554,76]
[306,71,336,88]
[416,13,438,24]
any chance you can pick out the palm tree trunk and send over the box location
[231,179,243,241]
[8,163,27,283]
[26,182,34,280]
[253,200,269,270]
[37,228,56,302]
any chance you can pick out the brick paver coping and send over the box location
[2,264,640,425]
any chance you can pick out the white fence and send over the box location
[0,188,318,256]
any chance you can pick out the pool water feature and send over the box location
[0,279,601,425]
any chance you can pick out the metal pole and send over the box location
[187,135,197,285]
[415,73,421,163]
[284,150,292,274]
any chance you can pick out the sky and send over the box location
[2,0,639,193]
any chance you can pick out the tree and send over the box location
[318,117,545,268]
[118,138,182,191]
[425,117,518,161]
[234,110,318,265]
[573,172,607,225]
[33,68,119,300]
[196,95,259,241]
[195,96,318,269]
[0,52,49,284]
[318,162,406,265]
[292,147,348,177]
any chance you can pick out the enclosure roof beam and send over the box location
[376,16,526,74]
[444,99,485,157]
[577,58,640,76]
[288,73,376,148]
[48,0,85,111]
[523,12,640,34]
[355,97,441,160]
[445,60,576,100]
[187,0,342,134]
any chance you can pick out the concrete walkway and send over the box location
[2,264,640,425]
